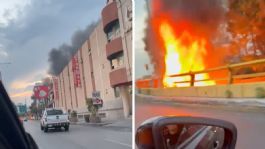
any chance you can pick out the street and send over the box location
[136,98,265,149]
[24,120,131,149]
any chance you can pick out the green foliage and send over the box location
[256,87,265,98]
[71,110,77,118]
[227,0,265,55]
[86,98,98,117]
[225,90,233,98]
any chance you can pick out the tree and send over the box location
[85,98,101,123]
[227,0,265,56]
[86,98,99,117]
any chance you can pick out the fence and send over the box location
[136,59,265,88]
[168,58,265,86]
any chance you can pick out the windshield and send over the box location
[46,110,63,115]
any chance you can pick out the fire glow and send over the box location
[159,21,215,87]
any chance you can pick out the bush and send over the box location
[256,87,265,98]
[71,110,77,118]
[225,90,233,98]
[85,98,101,123]
[86,98,99,117]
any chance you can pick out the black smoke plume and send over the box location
[48,22,97,75]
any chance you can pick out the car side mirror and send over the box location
[135,116,237,149]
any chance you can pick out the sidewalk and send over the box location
[136,94,265,109]
[70,117,132,132]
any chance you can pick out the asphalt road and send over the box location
[136,99,265,149]
[24,120,132,149]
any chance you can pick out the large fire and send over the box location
[159,21,215,87]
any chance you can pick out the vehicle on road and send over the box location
[135,116,237,149]
[40,108,70,132]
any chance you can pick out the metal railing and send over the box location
[167,58,265,86]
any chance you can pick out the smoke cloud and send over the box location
[48,22,97,75]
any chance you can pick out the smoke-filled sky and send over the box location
[0,0,105,104]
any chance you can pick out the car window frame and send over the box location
[0,82,34,149]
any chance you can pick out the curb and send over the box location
[70,122,110,126]
[136,94,265,109]
[70,122,132,131]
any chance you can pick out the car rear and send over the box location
[43,109,70,132]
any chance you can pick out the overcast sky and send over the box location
[135,0,153,79]
[0,0,105,104]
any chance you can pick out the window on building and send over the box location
[106,20,120,42]
[127,6,132,21]
[114,86,120,98]
[110,52,124,70]
[88,49,91,55]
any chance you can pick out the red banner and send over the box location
[72,55,81,87]
[52,77,59,100]
[33,85,49,99]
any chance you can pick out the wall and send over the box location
[138,82,265,98]
[55,0,132,121]
[89,21,124,120]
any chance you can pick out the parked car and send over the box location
[40,108,70,132]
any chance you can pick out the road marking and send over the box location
[104,139,131,148]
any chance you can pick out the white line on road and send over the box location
[104,139,131,148]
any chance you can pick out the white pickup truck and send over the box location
[40,108,70,132]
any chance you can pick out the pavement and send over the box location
[24,119,132,149]
[135,97,265,149]
[136,94,265,110]
[70,117,132,132]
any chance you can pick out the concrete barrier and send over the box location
[138,82,265,98]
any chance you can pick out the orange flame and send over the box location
[159,21,215,87]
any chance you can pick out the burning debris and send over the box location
[145,0,227,87]
[48,22,97,75]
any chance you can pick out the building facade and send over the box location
[54,0,132,121]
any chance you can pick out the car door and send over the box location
[0,81,38,149]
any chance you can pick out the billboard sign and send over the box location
[33,85,49,99]
[92,91,100,98]
[92,98,103,105]
[92,91,103,106]
[72,55,81,87]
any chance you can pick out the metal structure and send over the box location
[168,58,265,86]
[136,58,265,88]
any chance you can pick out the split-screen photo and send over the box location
[0,0,264,149]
